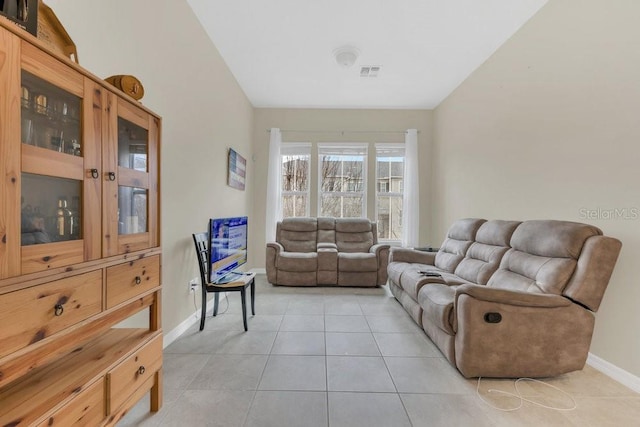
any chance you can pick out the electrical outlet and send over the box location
[188,278,198,292]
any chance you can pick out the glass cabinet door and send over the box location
[117,117,148,236]
[103,96,159,256]
[21,71,82,155]
[20,71,83,246]
[18,42,103,274]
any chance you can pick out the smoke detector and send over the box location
[333,46,360,68]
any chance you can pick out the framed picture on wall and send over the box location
[228,148,246,191]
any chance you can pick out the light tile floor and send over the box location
[120,275,640,426]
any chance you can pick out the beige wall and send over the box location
[433,0,640,375]
[47,0,254,333]
[251,108,433,268]
[44,0,640,377]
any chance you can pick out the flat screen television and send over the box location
[208,216,248,283]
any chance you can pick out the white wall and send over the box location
[47,0,254,333]
[433,0,640,375]
[252,108,433,269]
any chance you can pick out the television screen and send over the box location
[209,216,248,283]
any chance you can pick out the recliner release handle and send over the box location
[484,312,502,323]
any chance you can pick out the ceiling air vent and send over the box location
[360,66,381,78]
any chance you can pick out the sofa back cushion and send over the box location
[335,218,376,253]
[278,218,318,252]
[487,220,601,295]
[317,217,336,244]
[454,220,521,285]
[434,218,486,272]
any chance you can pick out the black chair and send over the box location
[192,232,255,331]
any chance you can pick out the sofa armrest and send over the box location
[454,284,572,308]
[370,244,391,286]
[370,243,390,257]
[318,242,337,250]
[267,242,284,253]
[389,247,436,265]
[265,242,284,283]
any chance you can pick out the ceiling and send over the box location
[187,0,547,109]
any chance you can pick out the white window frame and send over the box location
[317,143,368,218]
[281,142,311,218]
[375,143,405,243]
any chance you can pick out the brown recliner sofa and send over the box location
[266,217,390,287]
[388,218,622,378]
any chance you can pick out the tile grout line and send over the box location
[324,309,331,427]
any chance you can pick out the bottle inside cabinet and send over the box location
[20,70,82,155]
[21,173,82,245]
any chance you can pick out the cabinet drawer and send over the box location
[36,378,105,427]
[106,255,160,308]
[107,334,162,413]
[0,270,102,358]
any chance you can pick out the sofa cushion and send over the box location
[487,220,602,295]
[434,239,473,272]
[438,272,473,286]
[488,250,577,294]
[279,218,318,253]
[338,252,378,272]
[277,252,318,272]
[335,219,375,253]
[388,262,438,286]
[434,218,486,272]
[454,220,521,285]
[418,284,457,335]
[335,218,373,233]
[387,261,409,284]
[476,220,522,246]
[317,217,336,244]
[399,268,446,300]
[510,220,601,259]
[281,217,318,232]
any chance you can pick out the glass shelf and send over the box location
[20,70,82,156]
[118,186,148,235]
[22,173,82,246]
[118,117,148,172]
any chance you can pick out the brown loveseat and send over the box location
[266,217,390,287]
[388,218,621,378]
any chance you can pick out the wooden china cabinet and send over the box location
[0,17,162,426]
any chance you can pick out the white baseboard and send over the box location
[164,271,263,348]
[163,293,226,349]
[587,352,640,393]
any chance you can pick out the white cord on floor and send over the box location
[216,292,230,315]
[192,290,230,318]
[476,377,577,412]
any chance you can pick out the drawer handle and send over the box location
[107,171,116,181]
[138,365,146,375]
[90,168,99,179]
[135,276,142,285]
[54,304,64,316]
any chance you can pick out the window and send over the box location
[376,144,405,241]
[318,143,367,218]
[277,141,406,238]
[281,143,311,218]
